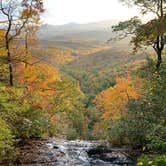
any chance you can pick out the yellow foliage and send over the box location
[47,46,112,66]
[23,63,59,92]
[95,75,143,120]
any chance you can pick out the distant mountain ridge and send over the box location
[37,20,119,41]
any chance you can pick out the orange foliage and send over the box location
[48,48,76,65]
[95,75,143,120]
[23,63,59,95]
[47,46,112,65]
[22,0,44,17]
[74,46,111,56]
[15,59,59,110]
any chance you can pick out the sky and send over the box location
[42,0,140,25]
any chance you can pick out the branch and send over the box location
[0,0,9,16]
[9,17,29,42]
[12,53,48,66]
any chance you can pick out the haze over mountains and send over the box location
[38,20,119,42]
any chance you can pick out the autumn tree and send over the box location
[95,75,141,120]
[112,0,166,68]
[22,1,44,67]
[0,0,44,86]
[46,75,88,139]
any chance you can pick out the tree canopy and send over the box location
[112,0,166,68]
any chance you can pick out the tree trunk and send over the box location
[9,63,13,86]
[153,36,164,69]
[25,31,28,68]
[6,43,14,86]
[156,49,162,69]
[5,17,14,86]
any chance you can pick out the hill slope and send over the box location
[62,48,146,95]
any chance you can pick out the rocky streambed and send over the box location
[18,138,136,166]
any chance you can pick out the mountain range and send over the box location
[37,20,119,42]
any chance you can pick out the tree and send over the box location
[112,0,166,68]
[22,1,43,67]
[0,0,44,86]
[95,75,141,120]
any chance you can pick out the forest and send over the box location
[0,0,166,165]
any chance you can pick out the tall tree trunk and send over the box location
[156,49,162,69]
[5,16,14,86]
[9,63,13,86]
[153,36,164,69]
[6,42,14,86]
[25,31,28,68]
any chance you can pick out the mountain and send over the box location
[37,20,119,42]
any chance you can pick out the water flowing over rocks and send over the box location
[18,138,136,166]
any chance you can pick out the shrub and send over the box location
[0,85,52,163]
[0,119,18,164]
[147,125,166,151]
[15,107,52,139]
[137,154,166,166]
[67,128,78,140]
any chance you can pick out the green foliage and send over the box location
[0,85,51,139]
[14,108,52,139]
[122,60,166,150]
[0,119,13,151]
[112,16,141,41]
[137,154,166,166]
[66,128,78,140]
[147,125,166,150]
[108,113,148,146]
[102,58,166,150]
[115,0,166,44]
[0,119,17,163]
[113,0,166,68]
[0,84,52,163]
[51,75,85,113]
[62,49,145,95]
[47,75,88,139]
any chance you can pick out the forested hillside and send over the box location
[62,48,146,95]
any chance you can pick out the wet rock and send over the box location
[88,147,113,155]
[53,145,59,149]
[18,138,136,166]
[88,148,135,166]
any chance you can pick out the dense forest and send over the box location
[0,0,166,165]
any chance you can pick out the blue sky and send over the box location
[42,0,140,25]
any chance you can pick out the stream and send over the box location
[18,138,136,166]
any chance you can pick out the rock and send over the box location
[18,138,136,166]
[88,147,135,165]
[53,145,59,149]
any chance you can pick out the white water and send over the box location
[19,138,135,166]
[46,138,102,166]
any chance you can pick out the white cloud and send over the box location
[42,0,140,25]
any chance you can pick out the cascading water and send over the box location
[18,138,135,166]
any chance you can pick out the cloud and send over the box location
[42,0,140,25]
